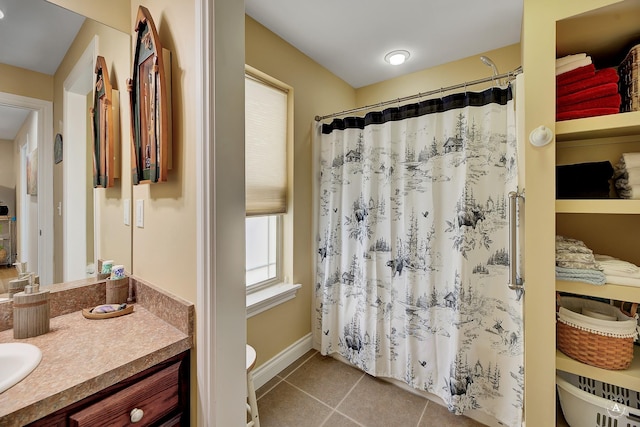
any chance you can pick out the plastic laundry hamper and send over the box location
[557,371,640,427]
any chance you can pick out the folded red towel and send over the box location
[557,83,619,107]
[557,68,619,97]
[556,64,596,85]
[557,94,621,113]
[556,107,619,121]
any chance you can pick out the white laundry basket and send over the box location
[557,371,640,427]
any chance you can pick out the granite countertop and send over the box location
[0,277,193,426]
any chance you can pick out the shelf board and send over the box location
[556,280,640,302]
[556,199,640,214]
[556,111,640,142]
[556,347,640,392]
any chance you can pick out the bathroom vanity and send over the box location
[0,277,194,426]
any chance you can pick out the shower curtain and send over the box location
[314,86,522,426]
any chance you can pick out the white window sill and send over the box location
[246,283,301,318]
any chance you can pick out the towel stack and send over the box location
[556,53,621,121]
[614,153,640,199]
[594,254,640,287]
[556,235,606,285]
[556,161,613,199]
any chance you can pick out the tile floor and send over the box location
[254,349,485,427]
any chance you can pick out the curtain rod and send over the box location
[314,66,523,122]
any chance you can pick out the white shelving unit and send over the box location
[553,6,640,421]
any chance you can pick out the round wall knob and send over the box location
[130,408,144,423]
[529,125,553,147]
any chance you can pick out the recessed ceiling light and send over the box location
[0,9,5,19]
[384,50,410,66]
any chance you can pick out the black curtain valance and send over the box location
[322,86,513,134]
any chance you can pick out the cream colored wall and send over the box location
[47,0,130,34]
[52,18,132,282]
[356,43,521,106]
[130,0,197,304]
[245,15,357,366]
[0,63,53,101]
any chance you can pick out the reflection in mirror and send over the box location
[0,0,131,297]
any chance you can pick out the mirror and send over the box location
[0,0,132,296]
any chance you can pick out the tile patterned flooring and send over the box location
[255,349,485,427]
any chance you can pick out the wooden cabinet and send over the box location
[27,351,189,427]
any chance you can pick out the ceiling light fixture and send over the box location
[384,50,410,66]
[0,9,5,19]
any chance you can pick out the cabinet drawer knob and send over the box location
[130,408,144,423]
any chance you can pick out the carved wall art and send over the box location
[91,55,117,188]
[128,5,172,185]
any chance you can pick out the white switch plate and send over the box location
[123,199,130,226]
[136,199,144,228]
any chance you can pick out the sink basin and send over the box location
[0,343,42,393]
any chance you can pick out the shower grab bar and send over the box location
[508,191,525,293]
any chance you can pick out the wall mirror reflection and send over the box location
[0,0,132,297]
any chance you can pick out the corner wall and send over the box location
[245,15,357,366]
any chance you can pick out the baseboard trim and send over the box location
[251,333,313,390]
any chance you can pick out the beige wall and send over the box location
[129,0,197,303]
[245,15,357,366]
[357,43,521,106]
[0,63,53,101]
[48,0,130,34]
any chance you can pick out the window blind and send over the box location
[245,74,288,216]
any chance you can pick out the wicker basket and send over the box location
[556,295,638,370]
[620,44,640,112]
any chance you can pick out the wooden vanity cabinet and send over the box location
[27,351,189,427]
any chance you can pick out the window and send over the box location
[245,214,280,289]
[245,67,289,291]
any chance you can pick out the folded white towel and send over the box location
[555,56,592,76]
[623,153,640,170]
[629,168,640,185]
[604,274,640,287]
[556,53,588,68]
[594,254,640,277]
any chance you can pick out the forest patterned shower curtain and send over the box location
[314,86,522,426]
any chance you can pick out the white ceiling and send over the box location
[0,0,84,140]
[0,1,524,140]
[245,0,523,89]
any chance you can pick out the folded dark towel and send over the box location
[556,68,619,97]
[556,107,620,121]
[556,94,621,114]
[557,83,620,107]
[556,161,614,199]
[556,64,596,85]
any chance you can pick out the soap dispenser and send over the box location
[13,274,50,339]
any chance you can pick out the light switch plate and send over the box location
[136,199,144,228]
[124,199,130,226]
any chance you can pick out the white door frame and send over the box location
[196,0,247,425]
[0,92,53,286]
[62,36,97,281]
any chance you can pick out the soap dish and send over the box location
[82,304,134,320]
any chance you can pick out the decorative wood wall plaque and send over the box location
[91,56,115,188]
[128,5,171,185]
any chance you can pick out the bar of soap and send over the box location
[91,304,127,314]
